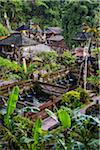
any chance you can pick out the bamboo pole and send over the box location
[83,38,91,90]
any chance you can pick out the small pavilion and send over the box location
[16,25,30,36]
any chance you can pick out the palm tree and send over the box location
[83,23,99,90]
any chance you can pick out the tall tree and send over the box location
[62,0,99,48]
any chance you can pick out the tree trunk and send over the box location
[97,38,100,92]
[83,38,91,90]
[4,12,12,32]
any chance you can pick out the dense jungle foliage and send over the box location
[0,1,99,149]
[0,86,99,150]
[0,0,99,47]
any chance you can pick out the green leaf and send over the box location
[71,140,85,150]
[58,139,66,150]
[87,139,100,148]
[32,119,42,150]
[19,106,40,113]
[45,108,58,121]
[4,86,19,127]
[20,136,34,144]
[57,108,71,128]
[36,0,49,9]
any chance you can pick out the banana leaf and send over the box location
[4,86,19,127]
[57,108,71,128]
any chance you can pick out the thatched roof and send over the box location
[16,25,30,31]
[47,35,64,41]
[44,27,63,34]
[73,32,90,41]
[48,27,63,34]
[0,33,37,47]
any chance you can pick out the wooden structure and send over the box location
[0,36,8,40]
[0,68,78,122]
[47,35,67,53]
[16,25,30,36]
[0,80,68,98]
[0,68,78,97]
[40,69,69,83]
[0,78,99,131]
[44,27,63,38]
[73,32,90,47]
[0,79,68,121]
[0,32,37,62]
[43,27,68,53]
[25,95,62,121]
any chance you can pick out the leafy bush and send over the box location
[0,56,22,80]
[0,23,9,36]
[0,56,20,71]
[43,64,51,72]
[87,74,100,86]
[87,70,100,93]
[37,51,58,64]
[50,63,61,71]
[0,57,37,80]
[62,91,82,109]
[76,87,91,103]
[62,51,76,67]
[71,114,100,150]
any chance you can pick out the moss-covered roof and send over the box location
[0,33,37,47]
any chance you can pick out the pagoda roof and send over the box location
[44,27,63,34]
[73,32,90,41]
[16,25,30,31]
[0,33,37,47]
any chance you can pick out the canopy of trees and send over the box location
[0,0,99,47]
[62,0,99,48]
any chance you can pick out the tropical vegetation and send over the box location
[0,0,99,150]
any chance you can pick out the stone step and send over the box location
[42,117,59,131]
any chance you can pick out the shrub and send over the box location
[62,51,76,67]
[50,62,61,71]
[76,87,90,103]
[62,91,82,109]
[37,51,58,64]
[0,23,9,36]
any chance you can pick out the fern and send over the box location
[13,115,34,129]
[36,0,48,9]
[0,125,22,149]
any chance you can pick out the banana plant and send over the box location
[45,108,71,129]
[32,118,42,150]
[4,86,19,128]
[57,108,71,128]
